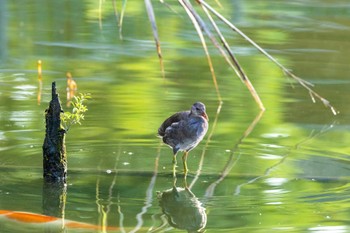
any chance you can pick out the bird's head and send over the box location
[191,102,209,121]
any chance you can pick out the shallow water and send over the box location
[1,1,350,232]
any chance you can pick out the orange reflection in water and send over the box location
[66,72,77,107]
[37,60,43,105]
[0,210,119,231]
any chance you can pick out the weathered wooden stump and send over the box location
[42,82,67,183]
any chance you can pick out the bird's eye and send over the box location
[196,107,200,111]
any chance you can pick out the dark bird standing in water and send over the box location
[158,102,209,174]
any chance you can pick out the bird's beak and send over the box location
[202,112,209,121]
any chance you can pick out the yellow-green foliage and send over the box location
[61,93,91,132]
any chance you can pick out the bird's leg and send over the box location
[172,171,177,187]
[182,151,189,175]
[183,172,188,188]
[172,153,177,165]
[172,153,177,179]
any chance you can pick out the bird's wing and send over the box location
[158,111,189,137]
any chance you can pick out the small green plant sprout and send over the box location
[61,93,91,132]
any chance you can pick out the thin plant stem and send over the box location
[112,0,120,36]
[204,110,264,198]
[189,102,222,189]
[98,0,103,30]
[129,143,161,233]
[200,3,264,109]
[145,0,165,78]
[119,0,128,40]
[180,0,264,110]
[179,0,222,102]
[234,123,335,195]
[196,0,337,114]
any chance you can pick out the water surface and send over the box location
[1,1,350,232]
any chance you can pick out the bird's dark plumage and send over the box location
[158,102,209,160]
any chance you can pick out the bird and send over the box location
[158,102,209,175]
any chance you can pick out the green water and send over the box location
[1,1,350,232]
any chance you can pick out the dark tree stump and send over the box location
[43,82,67,183]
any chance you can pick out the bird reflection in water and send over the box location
[157,177,207,233]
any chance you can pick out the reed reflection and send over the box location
[66,72,77,107]
[37,60,42,105]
